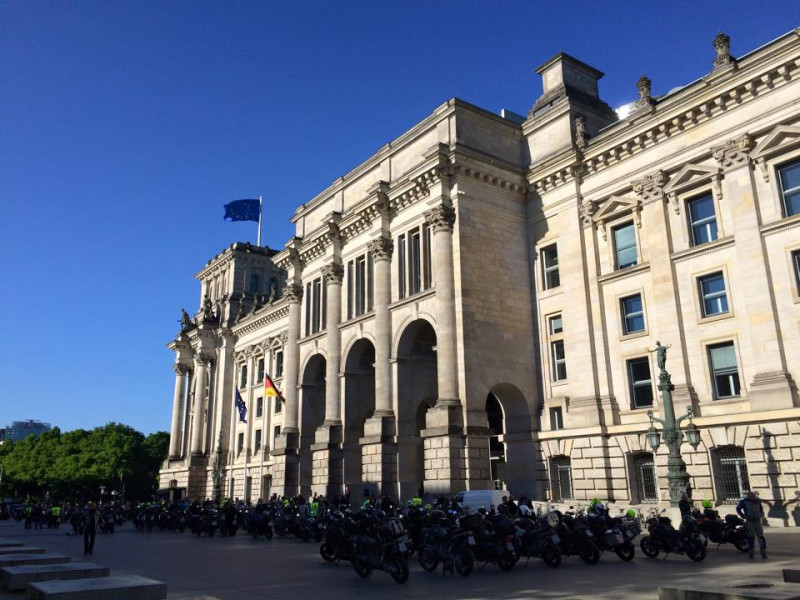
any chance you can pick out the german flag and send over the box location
[264,373,285,404]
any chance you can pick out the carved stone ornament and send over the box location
[424,204,456,233]
[574,114,588,149]
[193,353,213,368]
[579,198,597,224]
[282,283,304,303]
[173,363,191,376]
[321,263,345,285]
[712,134,753,170]
[366,236,394,261]
[713,31,733,69]
[632,170,667,203]
[635,75,652,108]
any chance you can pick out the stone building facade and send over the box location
[161,29,800,524]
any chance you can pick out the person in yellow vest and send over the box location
[309,499,319,518]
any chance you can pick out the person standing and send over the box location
[83,502,98,556]
[737,491,767,559]
[679,492,693,517]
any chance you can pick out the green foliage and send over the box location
[0,423,170,501]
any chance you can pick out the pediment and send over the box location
[663,163,720,195]
[751,125,800,182]
[592,194,640,223]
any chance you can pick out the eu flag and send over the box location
[224,199,260,222]
[235,388,247,423]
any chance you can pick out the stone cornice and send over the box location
[529,32,800,193]
[195,242,277,281]
[671,235,736,263]
[232,303,290,337]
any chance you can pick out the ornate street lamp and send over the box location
[646,341,702,507]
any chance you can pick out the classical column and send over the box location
[281,283,303,434]
[424,204,459,405]
[190,354,211,456]
[169,364,190,458]
[368,237,394,416]
[322,263,344,425]
[244,351,255,457]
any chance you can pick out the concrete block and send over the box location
[0,555,70,569]
[2,562,109,591]
[784,570,800,583]
[26,575,167,600]
[0,548,45,556]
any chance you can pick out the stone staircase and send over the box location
[0,538,166,599]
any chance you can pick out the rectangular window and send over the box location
[273,425,281,445]
[633,453,658,503]
[256,396,263,418]
[548,314,563,335]
[714,447,750,503]
[688,193,718,246]
[349,253,373,318]
[699,272,729,317]
[552,457,573,501]
[778,158,800,217]
[409,228,421,295]
[621,294,645,334]
[275,351,284,378]
[240,365,248,389]
[541,244,560,290]
[305,282,312,335]
[709,342,741,398]
[367,252,374,311]
[237,432,244,456]
[254,429,262,453]
[347,261,354,320]
[306,277,326,335]
[792,249,800,294]
[551,341,567,381]
[628,357,654,408]
[398,234,406,299]
[613,222,638,270]
[274,396,282,414]
[257,358,265,383]
[550,407,564,431]
[423,224,432,289]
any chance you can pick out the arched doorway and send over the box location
[485,384,536,498]
[396,319,438,501]
[299,354,326,497]
[343,339,376,499]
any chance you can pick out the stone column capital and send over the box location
[193,353,213,368]
[282,283,304,303]
[366,237,394,261]
[632,169,667,203]
[712,134,753,170]
[173,363,191,376]
[424,204,456,233]
[321,263,344,285]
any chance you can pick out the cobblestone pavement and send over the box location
[1,520,799,599]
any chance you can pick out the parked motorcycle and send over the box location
[640,511,706,561]
[417,510,475,576]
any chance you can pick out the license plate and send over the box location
[468,536,475,545]
[698,534,706,543]
[504,541,514,551]
[551,535,560,544]
[398,541,407,552]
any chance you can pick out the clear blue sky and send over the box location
[1,1,797,435]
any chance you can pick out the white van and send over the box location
[453,490,508,512]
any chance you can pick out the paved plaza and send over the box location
[1,520,799,599]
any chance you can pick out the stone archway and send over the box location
[343,338,376,500]
[486,383,536,498]
[396,319,438,501]
[299,354,326,497]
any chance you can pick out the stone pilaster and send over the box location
[190,354,212,456]
[169,364,190,458]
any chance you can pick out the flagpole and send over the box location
[257,196,262,247]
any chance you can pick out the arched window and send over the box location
[249,273,260,294]
[551,455,573,501]
[712,445,750,504]
[630,452,658,503]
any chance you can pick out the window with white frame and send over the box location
[627,357,654,408]
[256,396,263,418]
[793,250,800,294]
[254,429,262,453]
[273,425,281,445]
[699,272,729,317]
[237,432,244,456]
[240,365,248,388]
[552,456,573,501]
[274,395,282,414]
[712,446,750,503]
[541,244,560,290]
[275,350,284,378]
[621,293,645,334]
[550,407,564,431]
[548,314,566,382]
[304,277,326,335]
[613,222,638,270]
[631,452,658,503]
[778,158,800,217]
[257,358,265,383]
[397,225,432,300]
[688,193,718,246]
[347,252,374,319]
[708,342,741,398]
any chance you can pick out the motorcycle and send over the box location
[417,511,475,576]
[694,508,748,553]
[585,508,638,561]
[459,513,517,571]
[513,517,562,568]
[196,509,220,537]
[549,510,600,564]
[351,519,410,584]
[640,511,706,561]
[245,508,274,540]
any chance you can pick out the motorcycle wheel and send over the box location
[320,542,338,563]
[578,540,600,565]
[541,545,562,568]
[640,536,659,558]
[614,541,635,562]
[418,548,438,573]
[389,558,409,584]
[497,550,515,572]
[455,549,474,576]
[352,557,372,579]
[734,536,749,553]
[685,539,706,562]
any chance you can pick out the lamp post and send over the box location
[646,341,702,507]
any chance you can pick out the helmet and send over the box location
[701,499,713,509]
[626,509,636,518]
